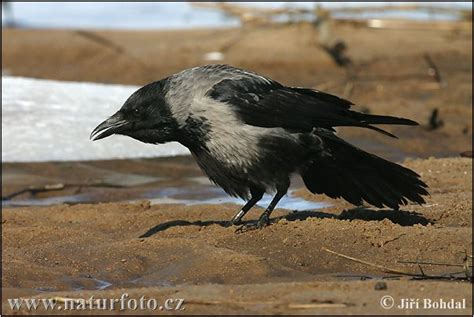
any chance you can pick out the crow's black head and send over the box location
[90,80,179,144]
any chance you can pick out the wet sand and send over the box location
[2,22,473,314]
[1,157,472,315]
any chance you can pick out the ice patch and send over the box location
[2,76,189,162]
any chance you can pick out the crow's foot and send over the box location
[235,213,270,233]
[226,218,242,228]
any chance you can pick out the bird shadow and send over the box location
[139,219,229,238]
[336,207,433,227]
[139,207,432,238]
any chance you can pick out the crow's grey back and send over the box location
[164,64,273,125]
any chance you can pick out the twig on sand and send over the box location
[322,247,418,276]
[322,247,472,281]
[2,182,128,201]
[397,260,473,268]
[74,30,125,54]
[73,30,149,70]
[2,183,66,200]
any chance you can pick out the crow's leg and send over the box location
[255,189,286,228]
[236,181,289,233]
[229,189,264,226]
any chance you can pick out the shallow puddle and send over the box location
[3,182,328,212]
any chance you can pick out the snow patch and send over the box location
[2,76,189,162]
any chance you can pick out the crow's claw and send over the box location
[234,213,270,233]
[235,224,253,234]
[226,219,240,228]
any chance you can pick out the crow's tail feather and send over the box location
[352,112,419,126]
[302,133,428,210]
[344,112,419,139]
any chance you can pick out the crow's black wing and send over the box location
[206,77,417,137]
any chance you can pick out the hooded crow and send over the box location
[91,64,428,229]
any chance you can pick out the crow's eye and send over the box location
[133,108,140,117]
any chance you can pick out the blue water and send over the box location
[2,2,470,30]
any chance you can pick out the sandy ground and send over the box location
[2,157,472,315]
[2,22,473,315]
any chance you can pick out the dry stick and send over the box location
[73,30,149,70]
[397,260,473,268]
[2,182,128,201]
[2,184,66,200]
[74,30,124,54]
[416,260,426,277]
[323,247,472,281]
[322,247,421,277]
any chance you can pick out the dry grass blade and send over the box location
[2,182,129,200]
[322,247,419,276]
[323,247,473,281]
[74,30,124,54]
[397,260,473,268]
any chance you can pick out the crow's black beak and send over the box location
[90,112,129,141]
